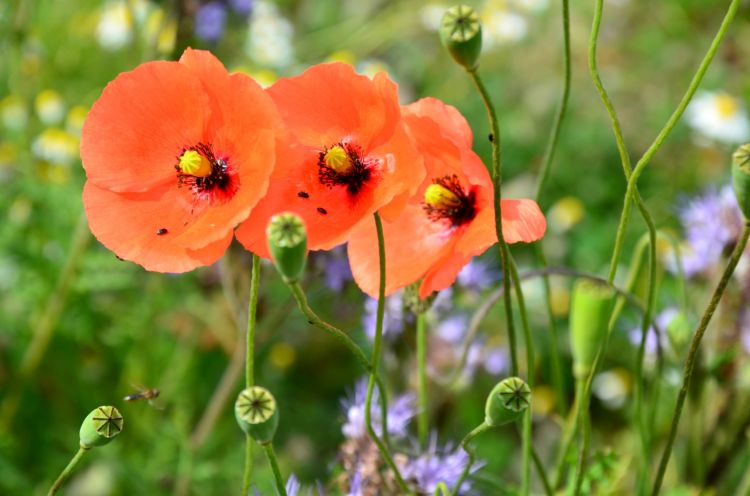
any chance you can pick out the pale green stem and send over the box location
[48,447,88,496]
[453,422,492,496]
[364,213,409,492]
[262,443,287,496]
[417,311,428,448]
[466,68,518,376]
[0,212,90,432]
[652,223,750,495]
[242,254,261,496]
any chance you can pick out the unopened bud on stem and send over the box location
[732,143,750,220]
[570,280,616,379]
[267,212,307,282]
[485,377,531,427]
[79,406,123,449]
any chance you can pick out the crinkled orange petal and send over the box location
[81,60,210,192]
[404,97,474,150]
[348,203,457,298]
[84,182,232,272]
[419,250,477,298]
[267,63,400,151]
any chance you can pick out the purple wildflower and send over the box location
[483,346,509,375]
[398,436,484,495]
[674,185,743,276]
[362,290,409,340]
[194,2,228,43]
[628,307,679,358]
[229,0,253,16]
[286,474,301,496]
[456,258,500,291]
[341,379,416,439]
[435,314,469,344]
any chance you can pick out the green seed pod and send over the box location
[484,377,531,427]
[266,212,307,282]
[440,5,482,71]
[79,406,123,449]
[235,386,279,445]
[732,143,750,220]
[570,280,616,379]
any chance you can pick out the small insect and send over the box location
[488,133,494,143]
[156,228,168,236]
[124,386,161,403]
[297,191,309,199]
[317,207,328,215]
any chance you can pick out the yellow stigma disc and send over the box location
[715,93,739,118]
[178,150,212,177]
[424,183,461,209]
[324,146,352,174]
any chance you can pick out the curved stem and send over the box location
[573,379,590,495]
[531,442,554,496]
[48,446,88,495]
[467,68,517,376]
[652,223,750,495]
[242,254,261,496]
[364,213,409,492]
[416,311,428,448]
[262,443,287,496]
[453,422,492,496]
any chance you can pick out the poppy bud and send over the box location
[732,143,750,219]
[235,386,279,445]
[485,377,531,427]
[440,5,482,71]
[266,212,307,282]
[79,406,123,449]
[570,280,615,379]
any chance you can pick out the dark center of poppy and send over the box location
[422,174,476,227]
[317,142,375,195]
[175,143,238,203]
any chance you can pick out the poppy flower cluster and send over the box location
[81,48,546,296]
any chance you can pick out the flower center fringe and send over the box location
[317,142,376,195]
[422,175,476,227]
[176,143,238,203]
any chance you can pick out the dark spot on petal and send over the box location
[156,228,168,235]
[317,207,328,215]
[297,191,309,199]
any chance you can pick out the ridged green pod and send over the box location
[440,5,483,71]
[266,212,307,282]
[79,406,123,449]
[235,386,279,445]
[570,280,616,379]
[484,377,531,427]
[732,143,750,220]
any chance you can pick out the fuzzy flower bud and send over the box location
[732,143,750,220]
[570,280,616,379]
[440,5,482,71]
[484,377,531,427]
[235,386,279,445]
[267,212,307,282]
[79,406,123,449]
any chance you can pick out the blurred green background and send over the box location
[1,0,749,494]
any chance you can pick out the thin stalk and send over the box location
[286,280,391,446]
[262,443,287,496]
[416,311,428,448]
[573,379,590,496]
[0,213,90,431]
[466,68,518,376]
[364,213,409,492]
[508,257,534,495]
[48,447,88,496]
[531,443,554,496]
[242,254,261,496]
[453,422,492,496]
[652,223,750,495]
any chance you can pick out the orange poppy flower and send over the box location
[347,98,546,298]
[81,48,283,272]
[234,62,424,257]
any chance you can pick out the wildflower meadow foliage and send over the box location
[3,1,750,495]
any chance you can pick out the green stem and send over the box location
[286,280,391,446]
[0,212,90,432]
[508,257,534,495]
[453,422,492,496]
[534,0,571,201]
[262,443,287,496]
[573,378,591,496]
[364,213,409,492]
[531,443,554,496]
[652,223,750,495]
[417,311,428,448]
[241,254,261,496]
[48,446,88,496]
[434,482,451,496]
[466,68,517,376]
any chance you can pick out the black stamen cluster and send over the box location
[175,142,234,196]
[317,142,374,196]
[422,174,477,227]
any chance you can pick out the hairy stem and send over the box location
[242,254,261,496]
[417,311,428,448]
[48,447,88,496]
[262,443,287,496]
